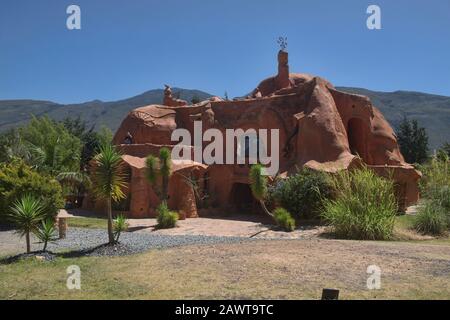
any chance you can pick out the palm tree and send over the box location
[145,147,172,202]
[249,164,273,217]
[56,170,92,207]
[92,144,128,244]
[8,195,47,253]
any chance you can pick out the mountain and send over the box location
[0,88,212,134]
[1,87,449,150]
[335,87,450,150]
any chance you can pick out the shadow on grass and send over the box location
[0,242,133,265]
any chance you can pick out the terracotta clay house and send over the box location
[84,50,421,218]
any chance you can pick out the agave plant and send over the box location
[145,147,172,201]
[34,218,58,252]
[8,195,47,253]
[249,164,273,217]
[113,214,129,242]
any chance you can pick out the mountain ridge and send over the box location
[1,87,449,149]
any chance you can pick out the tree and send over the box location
[397,117,429,164]
[145,147,172,202]
[18,116,82,175]
[0,160,64,224]
[437,142,450,162]
[61,117,113,169]
[191,95,201,104]
[249,164,273,217]
[8,195,47,253]
[92,144,128,244]
[0,129,32,164]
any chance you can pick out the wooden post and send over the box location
[58,218,67,239]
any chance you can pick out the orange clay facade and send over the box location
[83,50,421,218]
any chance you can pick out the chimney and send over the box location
[276,50,290,90]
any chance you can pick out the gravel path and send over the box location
[0,228,249,257]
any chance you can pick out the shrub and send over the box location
[270,168,335,219]
[273,208,295,232]
[0,161,64,224]
[322,167,397,240]
[156,202,178,229]
[35,218,58,252]
[420,159,450,203]
[414,201,448,236]
[436,186,450,211]
[113,214,129,242]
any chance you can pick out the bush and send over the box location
[35,218,58,252]
[420,158,450,209]
[414,201,448,236]
[273,208,295,232]
[0,161,64,224]
[322,167,397,240]
[270,168,335,219]
[113,214,129,242]
[436,186,450,211]
[156,202,178,229]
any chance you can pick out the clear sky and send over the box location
[1,0,449,104]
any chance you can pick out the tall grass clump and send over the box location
[415,157,450,235]
[414,201,448,236]
[420,157,450,210]
[322,167,397,240]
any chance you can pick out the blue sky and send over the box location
[1,0,449,103]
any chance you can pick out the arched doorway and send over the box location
[347,118,368,162]
[230,183,255,213]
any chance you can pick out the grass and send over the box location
[1,239,450,300]
[322,168,397,240]
[67,217,107,229]
[395,215,416,230]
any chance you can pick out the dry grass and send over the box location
[1,239,450,300]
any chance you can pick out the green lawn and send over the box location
[395,214,416,230]
[67,217,107,229]
[2,239,450,300]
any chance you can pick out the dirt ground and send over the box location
[1,238,450,299]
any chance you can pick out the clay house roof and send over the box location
[121,154,207,173]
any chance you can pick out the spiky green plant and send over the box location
[159,148,171,201]
[8,195,47,253]
[249,164,273,217]
[34,218,58,252]
[113,214,129,242]
[92,144,128,244]
[145,147,172,201]
[273,207,295,232]
[156,202,178,229]
[145,155,158,185]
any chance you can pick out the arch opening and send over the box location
[347,118,369,163]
